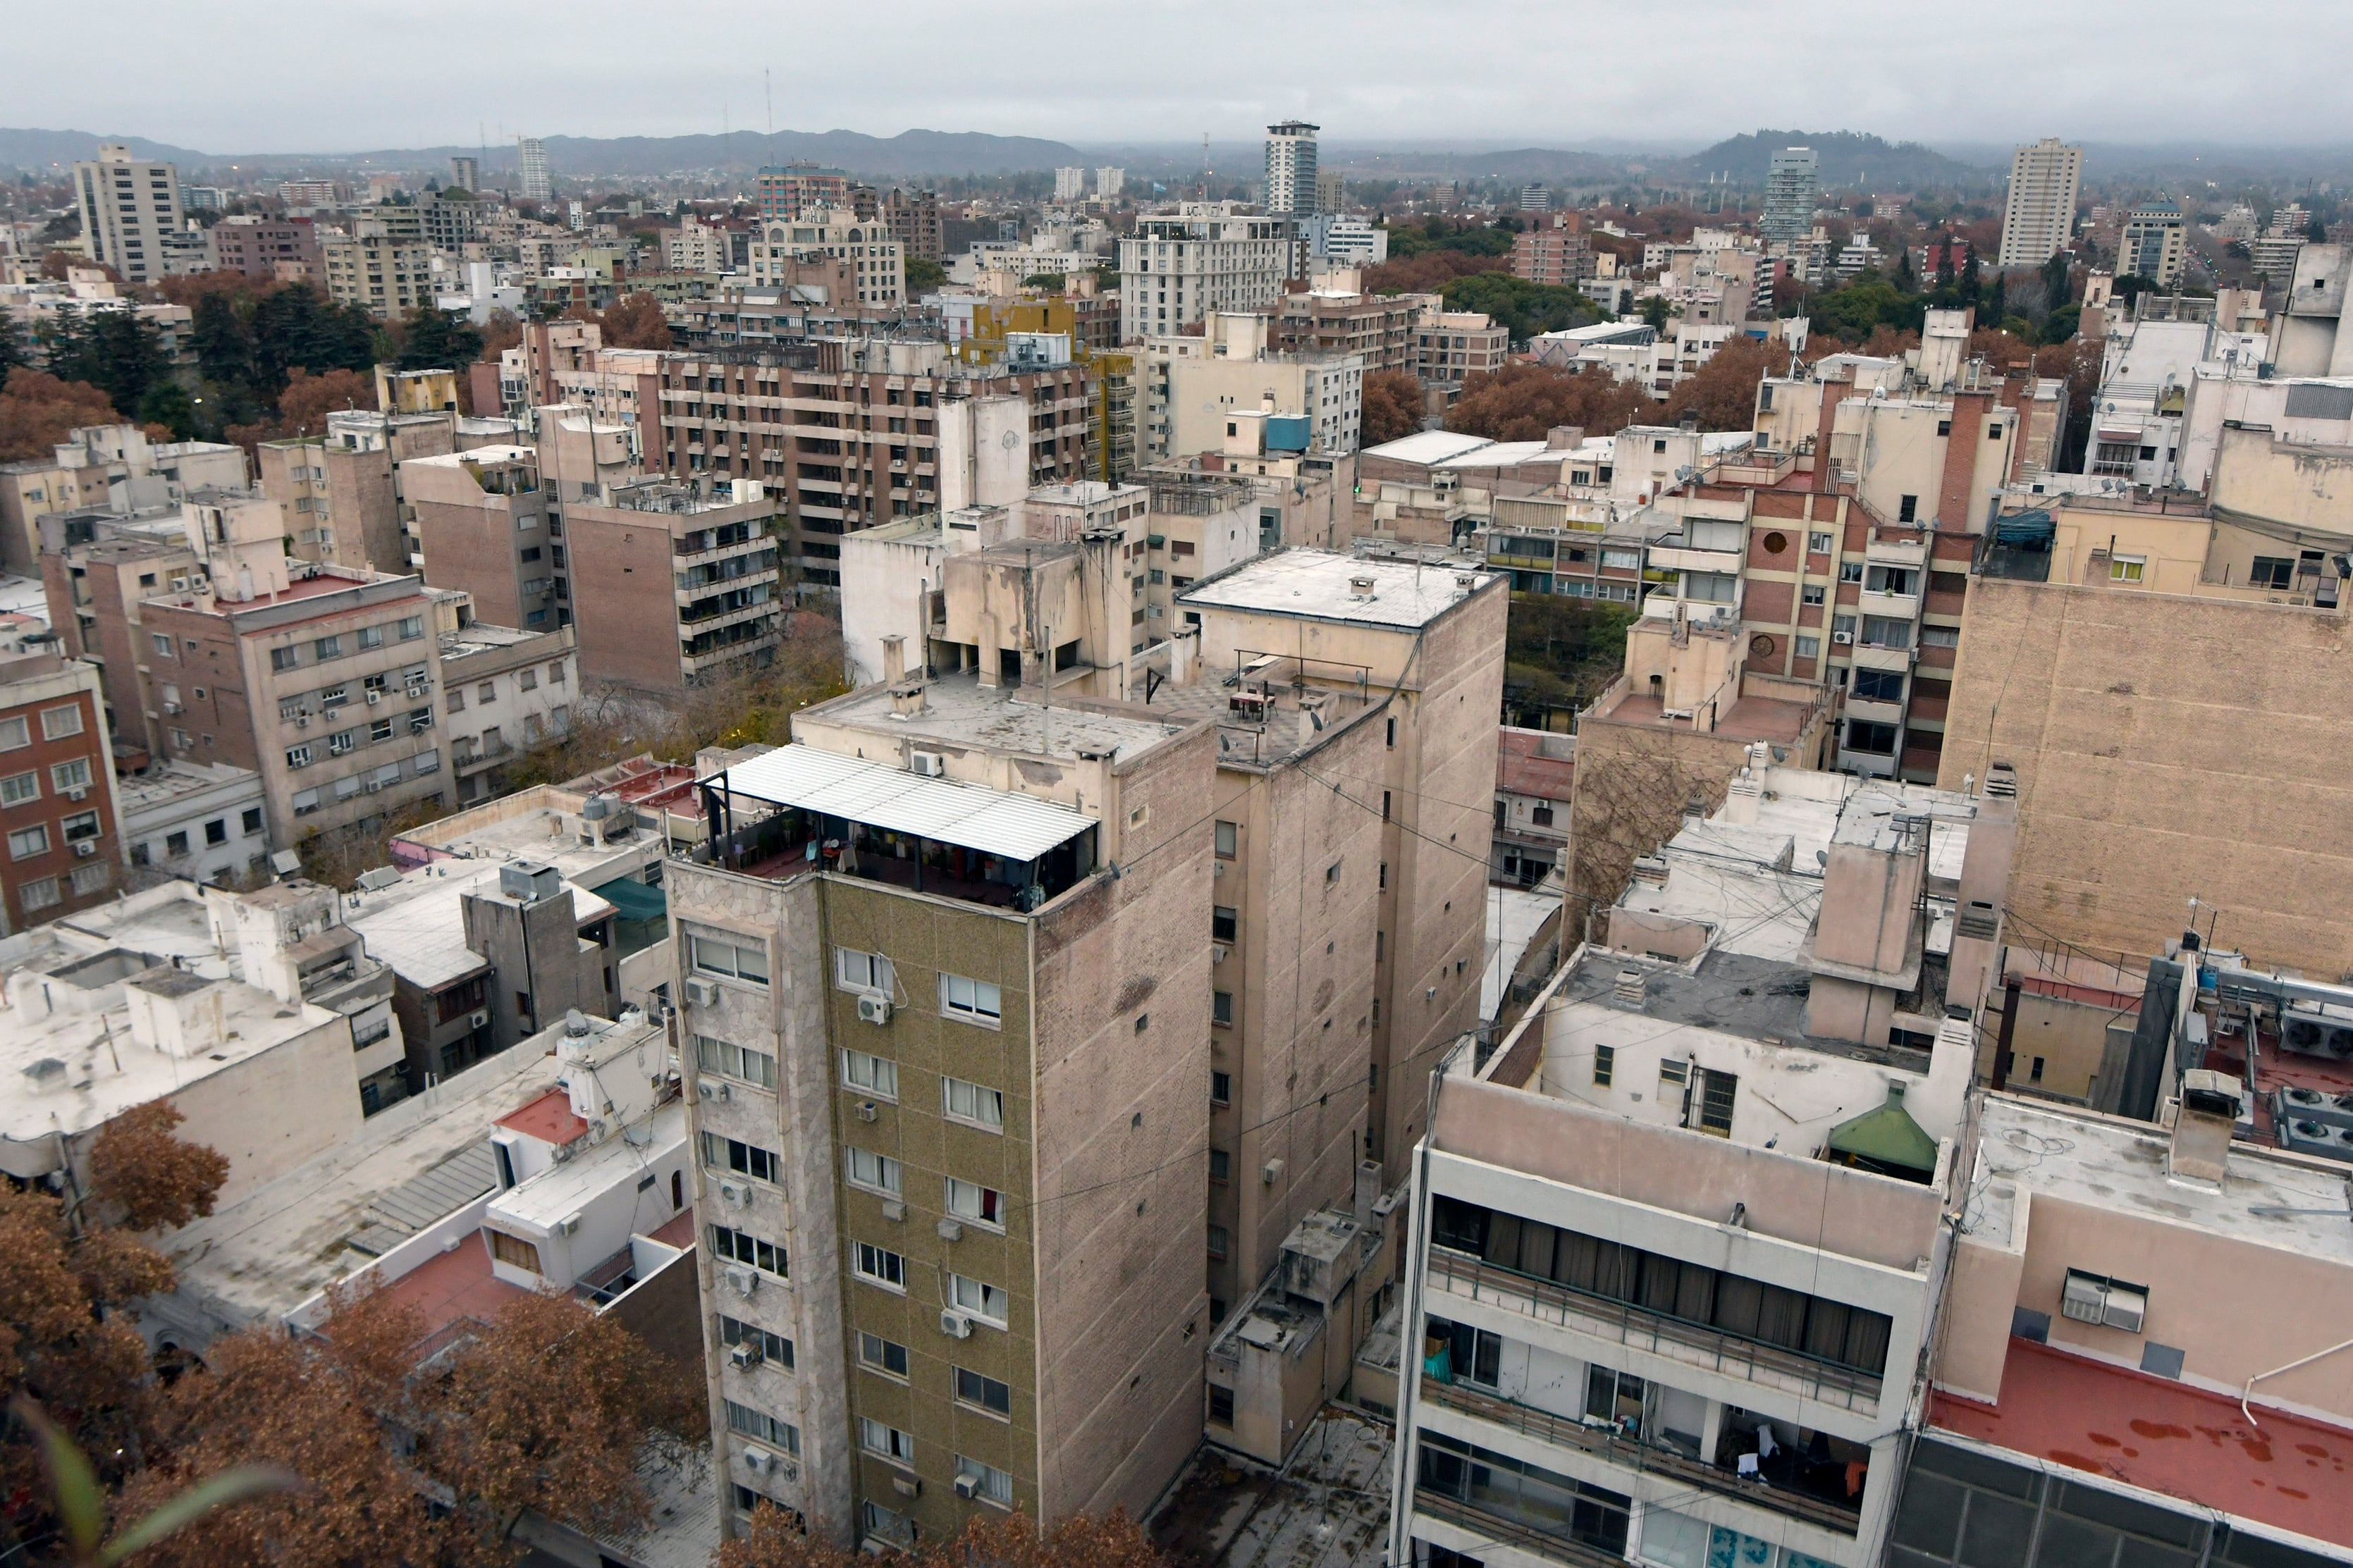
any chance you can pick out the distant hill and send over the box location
[0,128,213,173]
[0,125,1082,181]
[1667,130,1993,191]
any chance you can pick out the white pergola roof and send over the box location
[715,744,1095,863]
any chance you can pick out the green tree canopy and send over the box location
[1438,273,1604,344]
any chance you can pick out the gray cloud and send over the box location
[12,0,2347,154]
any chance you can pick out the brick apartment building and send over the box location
[0,653,121,934]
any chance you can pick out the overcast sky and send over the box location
[15,0,2347,154]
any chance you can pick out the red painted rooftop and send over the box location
[649,1208,696,1249]
[376,1231,526,1340]
[1497,730,1575,801]
[1930,1337,2353,1548]
[495,1087,589,1145]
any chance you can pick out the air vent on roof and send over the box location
[1614,969,1647,1005]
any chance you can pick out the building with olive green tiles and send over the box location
[668,671,1218,1548]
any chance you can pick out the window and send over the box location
[2249,555,2296,590]
[860,1418,916,1466]
[845,1147,902,1196]
[242,807,264,835]
[942,1076,1003,1129]
[313,634,342,661]
[2108,555,2145,583]
[1211,905,1237,942]
[397,616,424,641]
[702,1132,780,1183]
[709,1225,787,1277]
[19,876,59,910]
[1838,561,1863,584]
[1802,584,1826,605]
[166,829,190,857]
[854,1242,907,1291]
[1897,495,1918,523]
[357,624,383,650]
[0,771,37,806]
[858,1332,909,1378]
[1209,1384,1236,1425]
[1209,1148,1231,1183]
[1844,719,1900,755]
[1214,820,1237,858]
[39,705,83,741]
[949,1273,1008,1326]
[488,1229,542,1272]
[940,972,1001,1025]
[1695,1067,1738,1135]
[1594,1044,1614,1087]
[720,1314,794,1369]
[946,1178,1005,1228]
[271,646,301,672]
[690,930,770,984]
[697,1034,777,1090]
[956,1457,1015,1506]
[70,863,107,896]
[1207,1224,1230,1261]
[291,788,320,816]
[1852,667,1905,703]
[860,1502,909,1545]
[726,1402,799,1453]
[835,946,895,994]
[1795,635,1821,658]
[9,824,50,860]
[1211,1070,1231,1105]
[153,633,174,658]
[1212,989,1234,1026]
[204,819,228,846]
[1433,1316,1502,1386]
[1808,531,1833,553]
[842,1048,898,1099]
[954,1366,1012,1416]
[1920,624,1960,648]
[285,744,313,769]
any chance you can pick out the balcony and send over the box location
[1642,545,1743,576]
[1425,1248,1882,1416]
[1864,534,1929,569]
[1856,587,1919,619]
[1421,1380,1862,1537]
[1410,1493,1625,1568]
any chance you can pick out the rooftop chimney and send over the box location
[881,634,906,685]
[1348,574,1377,600]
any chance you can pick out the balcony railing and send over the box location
[1411,1491,1626,1568]
[1421,1380,1861,1536]
[1425,1248,1883,1415]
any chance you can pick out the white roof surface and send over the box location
[718,743,1096,863]
[1359,430,1499,466]
[344,863,618,991]
[1178,549,1494,630]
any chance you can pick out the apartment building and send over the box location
[1762,148,1819,243]
[1413,309,1510,394]
[0,652,121,934]
[1119,203,1295,340]
[321,219,434,319]
[885,187,944,261]
[257,409,460,574]
[757,163,850,221]
[2118,199,2188,286]
[751,209,904,307]
[1141,312,1363,464]
[1491,727,1573,888]
[399,444,563,629]
[1275,280,1424,372]
[1389,759,2015,1568]
[139,563,451,845]
[672,691,1218,1545]
[73,142,184,284]
[1513,224,1596,288]
[118,759,269,886]
[1265,122,1321,217]
[2079,307,2268,489]
[2271,242,2352,376]
[517,137,551,201]
[2,421,245,575]
[1996,138,2084,268]
[439,619,578,801]
[204,214,320,278]
[644,339,1099,591]
[561,476,785,692]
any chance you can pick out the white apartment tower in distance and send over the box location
[517,136,551,201]
[1054,166,1088,202]
[448,155,479,193]
[73,142,183,284]
[1762,147,1818,243]
[1996,137,2084,268]
[1095,166,1125,200]
[1264,121,1320,217]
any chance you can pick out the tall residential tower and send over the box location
[1264,121,1321,217]
[1762,147,1819,243]
[1996,137,2083,268]
[72,142,184,284]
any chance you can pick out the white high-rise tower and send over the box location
[1263,121,1320,218]
[1996,138,2084,268]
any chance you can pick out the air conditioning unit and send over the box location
[938,1218,964,1242]
[856,1101,880,1123]
[73,842,97,858]
[698,1080,730,1103]
[2102,1284,2147,1333]
[954,1475,978,1500]
[685,977,720,1006]
[743,1447,773,1475]
[469,1009,490,1029]
[940,1309,973,1339]
[729,1342,764,1370]
[295,715,310,728]
[909,750,945,777]
[881,1199,907,1222]
[365,690,381,705]
[856,993,893,1026]
[558,1213,582,1236]
[1211,944,1229,965]
[724,1264,759,1297]
[2060,1270,2108,1325]
[1262,1158,1285,1185]
[718,1178,750,1206]
[1832,630,1855,645]
[66,786,87,801]
[364,781,382,794]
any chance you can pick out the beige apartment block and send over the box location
[257,409,455,574]
[670,690,1218,1546]
[321,221,433,319]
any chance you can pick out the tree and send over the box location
[12,1398,293,1568]
[41,311,172,421]
[224,366,374,453]
[247,283,374,393]
[1445,362,1659,443]
[1439,273,1602,343]
[1638,294,1671,333]
[1,367,122,461]
[1360,249,1493,295]
[188,292,252,388]
[716,1505,1165,1568]
[0,311,30,381]
[598,292,674,350]
[1662,336,1775,431]
[1360,369,1425,446]
[477,308,524,361]
[904,256,948,293]
[1021,272,1065,291]
[398,308,484,371]
[137,380,198,441]
[2309,215,2330,244]
[87,1104,231,1234]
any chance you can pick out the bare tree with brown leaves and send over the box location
[85,1104,231,1235]
[715,1505,1164,1568]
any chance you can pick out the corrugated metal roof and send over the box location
[718,744,1095,863]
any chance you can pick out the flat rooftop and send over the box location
[1596,691,1815,746]
[344,862,616,990]
[815,672,1189,767]
[117,760,262,818]
[490,1100,687,1230]
[1971,1095,2353,1268]
[1360,430,1499,466]
[1129,675,1372,772]
[715,740,1100,863]
[438,622,545,660]
[1178,549,1494,631]
[1929,1338,2353,1548]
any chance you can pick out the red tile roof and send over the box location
[495,1087,589,1146]
[376,1231,527,1340]
[1930,1338,2353,1546]
[1497,730,1574,802]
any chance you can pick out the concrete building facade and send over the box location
[1996,138,2084,268]
[73,142,184,284]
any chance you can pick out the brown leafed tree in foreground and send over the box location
[599,292,675,350]
[86,1104,231,1234]
[0,367,121,462]
[1661,335,1778,433]
[1360,369,1425,447]
[1445,362,1661,443]
[715,1505,1165,1568]
[223,365,375,452]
